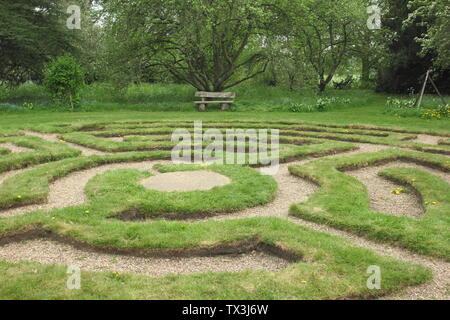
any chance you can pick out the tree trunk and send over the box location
[361,57,370,87]
[318,81,327,92]
[288,73,296,91]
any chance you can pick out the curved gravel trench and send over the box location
[0,133,448,299]
[24,130,106,156]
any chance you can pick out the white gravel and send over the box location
[0,161,167,218]
[0,138,448,299]
[0,239,289,277]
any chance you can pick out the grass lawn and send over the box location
[289,149,450,260]
[0,89,449,299]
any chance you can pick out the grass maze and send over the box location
[0,120,448,299]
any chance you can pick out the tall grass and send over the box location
[0,81,447,114]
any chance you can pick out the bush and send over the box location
[288,103,315,113]
[386,97,416,109]
[288,97,351,113]
[44,55,84,109]
[316,98,328,112]
[383,97,449,119]
[420,105,450,120]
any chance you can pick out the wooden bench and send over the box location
[194,91,236,111]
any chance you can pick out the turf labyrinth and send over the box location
[0,120,449,299]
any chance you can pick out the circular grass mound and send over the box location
[84,163,278,220]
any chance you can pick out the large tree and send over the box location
[407,0,450,69]
[280,0,366,92]
[0,0,75,85]
[104,0,277,92]
[376,0,449,94]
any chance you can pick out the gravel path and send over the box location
[203,144,449,300]
[206,143,391,221]
[0,143,34,153]
[346,162,448,218]
[413,134,446,145]
[283,216,449,300]
[24,130,106,156]
[0,140,448,299]
[0,161,168,218]
[0,239,289,276]
[0,167,35,185]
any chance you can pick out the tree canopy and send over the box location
[105,0,279,92]
[1,0,449,94]
[0,0,74,85]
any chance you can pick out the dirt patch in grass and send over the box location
[141,170,231,192]
[411,134,446,145]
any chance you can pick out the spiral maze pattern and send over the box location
[0,120,449,299]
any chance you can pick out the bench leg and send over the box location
[221,103,230,110]
[199,103,206,112]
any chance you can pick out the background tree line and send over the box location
[0,0,449,95]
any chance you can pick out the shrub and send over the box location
[383,97,449,119]
[44,55,84,109]
[22,102,35,110]
[316,98,328,112]
[289,97,351,113]
[420,105,450,119]
[289,103,315,113]
[386,97,416,109]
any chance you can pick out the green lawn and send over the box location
[289,149,450,260]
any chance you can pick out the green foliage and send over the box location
[407,0,450,69]
[383,97,449,119]
[44,55,85,109]
[288,103,316,113]
[289,97,351,113]
[279,0,367,92]
[105,0,277,91]
[0,0,74,85]
[377,0,450,94]
[386,97,416,109]
[420,105,450,120]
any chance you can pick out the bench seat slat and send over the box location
[194,100,234,104]
[195,91,236,98]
